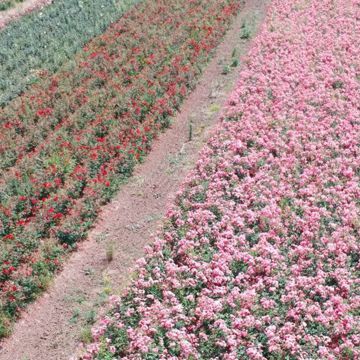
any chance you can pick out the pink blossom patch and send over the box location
[81,0,360,359]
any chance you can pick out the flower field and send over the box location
[0,0,141,106]
[81,0,360,359]
[0,0,241,337]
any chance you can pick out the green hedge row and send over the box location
[0,0,141,106]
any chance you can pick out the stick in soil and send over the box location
[188,120,193,141]
[105,241,114,262]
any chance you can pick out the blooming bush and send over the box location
[0,0,241,337]
[81,0,360,358]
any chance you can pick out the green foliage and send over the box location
[231,58,239,67]
[246,231,260,246]
[342,347,355,359]
[96,325,129,358]
[230,259,248,276]
[84,309,97,324]
[56,228,85,246]
[0,315,11,338]
[305,321,328,336]
[147,284,163,300]
[0,0,141,106]
[80,327,93,343]
[332,80,344,89]
[221,65,231,75]
[240,21,251,39]
[198,328,227,358]
[1,0,25,11]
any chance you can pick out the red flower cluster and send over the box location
[36,107,53,117]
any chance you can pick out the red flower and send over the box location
[2,266,15,276]
[3,234,14,240]
[54,178,62,186]
[53,259,60,267]
[36,108,53,117]
[89,52,100,59]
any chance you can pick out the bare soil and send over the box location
[0,1,268,359]
[0,0,52,29]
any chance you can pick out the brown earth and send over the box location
[0,0,52,29]
[0,1,268,359]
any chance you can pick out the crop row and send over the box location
[0,0,142,106]
[80,0,360,359]
[0,0,24,12]
[0,0,241,337]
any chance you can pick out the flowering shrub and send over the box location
[0,0,241,337]
[81,0,360,359]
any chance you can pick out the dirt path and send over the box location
[0,1,268,359]
[0,0,52,29]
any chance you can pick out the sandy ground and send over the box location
[0,0,52,29]
[0,1,268,359]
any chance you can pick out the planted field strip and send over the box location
[80,0,360,359]
[0,0,241,337]
[0,0,52,30]
[0,0,24,12]
[0,0,142,106]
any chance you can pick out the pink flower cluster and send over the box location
[81,0,360,358]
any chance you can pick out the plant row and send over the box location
[0,0,142,106]
[80,0,360,359]
[0,0,24,12]
[0,0,241,337]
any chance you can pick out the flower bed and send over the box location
[81,0,360,359]
[0,0,142,106]
[0,0,241,337]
